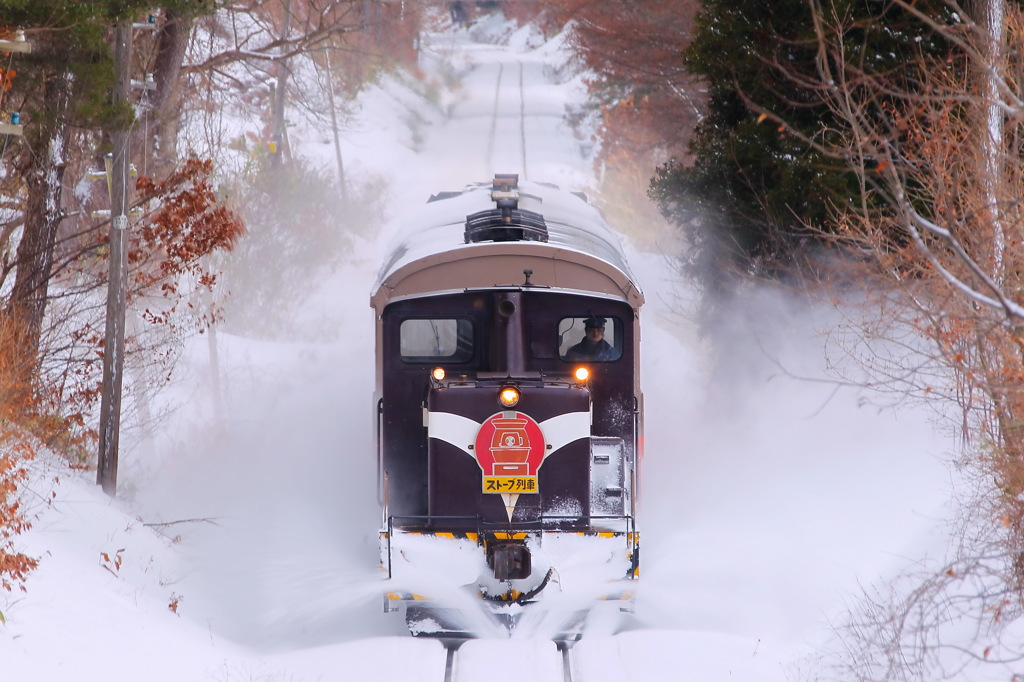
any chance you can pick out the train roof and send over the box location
[370,176,644,312]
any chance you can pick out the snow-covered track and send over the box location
[485,60,528,177]
[439,638,573,682]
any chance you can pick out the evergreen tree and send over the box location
[653,0,952,298]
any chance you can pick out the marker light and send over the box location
[574,366,590,382]
[499,386,520,407]
[432,367,446,381]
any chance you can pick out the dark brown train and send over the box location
[372,174,644,638]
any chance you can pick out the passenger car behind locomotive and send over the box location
[372,174,643,638]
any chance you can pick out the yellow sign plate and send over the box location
[483,476,538,494]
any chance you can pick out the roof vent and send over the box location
[464,173,548,243]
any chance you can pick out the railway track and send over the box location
[484,59,528,179]
[441,640,575,682]
[556,640,574,682]
[442,642,460,682]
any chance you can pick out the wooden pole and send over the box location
[97,21,132,497]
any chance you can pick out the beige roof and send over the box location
[370,181,644,312]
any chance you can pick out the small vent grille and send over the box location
[464,173,548,243]
[464,208,548,243]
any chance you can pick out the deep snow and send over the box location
[1,11,965,682]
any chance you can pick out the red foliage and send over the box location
[548,0,704,165]
[527,1,704,237]
[26,157,245,457]
[133,157,245,299]
[0,425,38,594]
[500,1,561,36]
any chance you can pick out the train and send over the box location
[371,174,644,639]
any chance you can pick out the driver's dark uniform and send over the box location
[565,337,617,361]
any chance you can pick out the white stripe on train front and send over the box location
[425,411,479,457]
[426,410,591,458]
[535,411,591,459]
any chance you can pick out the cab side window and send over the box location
[400,319,473,363]
[558,316,622,362]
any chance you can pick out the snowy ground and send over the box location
[1,12,965,682]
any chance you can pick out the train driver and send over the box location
[565,315,619,361]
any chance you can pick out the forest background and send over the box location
[2,1,1024,679]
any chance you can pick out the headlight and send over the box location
[574,366,590,382]
[499,386,520,407]
[432,367,446,381]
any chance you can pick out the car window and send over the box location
[558,316,622,362]
[400,318,473,362]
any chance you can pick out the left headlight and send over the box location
[499,386,520,407]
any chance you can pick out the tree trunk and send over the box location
[973,0,1006,277]
[324,50,349,208]
[269,0,293,172]
[5,71,71,400]
[146,9,195,174]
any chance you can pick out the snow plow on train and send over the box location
[370,175,643,638]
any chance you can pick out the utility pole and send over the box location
[269,0,293,170]
[96,20,132,497]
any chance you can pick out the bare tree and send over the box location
[746,1,1024,676]
[802,0,1024,483]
